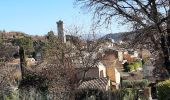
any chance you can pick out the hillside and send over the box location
[100,31,136,42]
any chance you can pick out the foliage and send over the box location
[122,79,149,89]
[128,64,135,72]
[0,62,19,100]
[76,0,170,77]
[0,33,3,46]
[133,61,142,70]
[123,62,129,72]
[19,71,48,92]
[12,36,34,55]
[157,80,170,100]
[121,88,138,100]
[124,60,142,72]
[4,91,19,100]
[19,46,27,68]
[0,44,18,61]
[75,89,109,100]
[46,31,55,41]
[18,30,76,99]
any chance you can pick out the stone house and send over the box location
[143,60,154,77]
[78,77,111,91]
[101,49,121,89]
[98,62,107,78]
[75,67,99,81]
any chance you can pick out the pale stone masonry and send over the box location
[57,20,66,43]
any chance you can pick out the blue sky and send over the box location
[0,0,127,35]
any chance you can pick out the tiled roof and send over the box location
[78,78,108,91]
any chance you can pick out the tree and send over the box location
[0,32,3,45]
[123,62,129,72]
[12,36,34,55]
[76,0,170,77]
[157,80,170,100]
[34,32,76,99]
[65,25,102,82]
[73,37,101,82]
[46,31,55,41]
[19,46,27,80]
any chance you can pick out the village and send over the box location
[0,20,167,100]
[0,0,170,100]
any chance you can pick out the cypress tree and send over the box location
[19,46,27,79]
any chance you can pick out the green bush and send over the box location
[133,62,140,70]
[128,64,135,72]
[122,79,149,89]
[123,60,143,72]
[121,88,138,100]
[157,80,170,100]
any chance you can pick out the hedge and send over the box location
[133,62,141,70]
[128,64,135,72]
[122,79,149,89]
[157,80,170,100]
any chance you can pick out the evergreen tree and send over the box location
[19,46,27,79]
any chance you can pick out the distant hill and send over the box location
[99,31,136,42]
[80,33,106,40]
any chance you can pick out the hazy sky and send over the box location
[0,0,127,35]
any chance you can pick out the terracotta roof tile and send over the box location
[78,78,108,91]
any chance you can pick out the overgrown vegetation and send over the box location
[157,80,170,100]
[123,60,142,72]
[122,79,149,89]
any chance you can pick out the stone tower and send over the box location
[57,20,66,43]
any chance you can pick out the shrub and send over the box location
[123,62,129,72]
[157,80,170,100]
[133,62,141,70]
[123,60,143,72]
[121,88,138,100]
[122,79,149,89]
[128,64,135,72]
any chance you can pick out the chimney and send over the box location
[57,20,66,43]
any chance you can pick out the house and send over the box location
[75,67,99,81]
[78,77,111,91]
[143,60,154,78]
[76,48,121,92]
[140,49,152,59]
[8,58,36,66]
[118,50,123,62]
[26,58,36,66]
[134,51,139,58]
[98,62,107,78]
[101,49,121,89]
[123,51,137,62]
[106,66,120,89]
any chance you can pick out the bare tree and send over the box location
[17,35,76,100]
[0,62,19,99]
[34,34,76,99]
[76,0,170,77]
[66,25,103,82]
